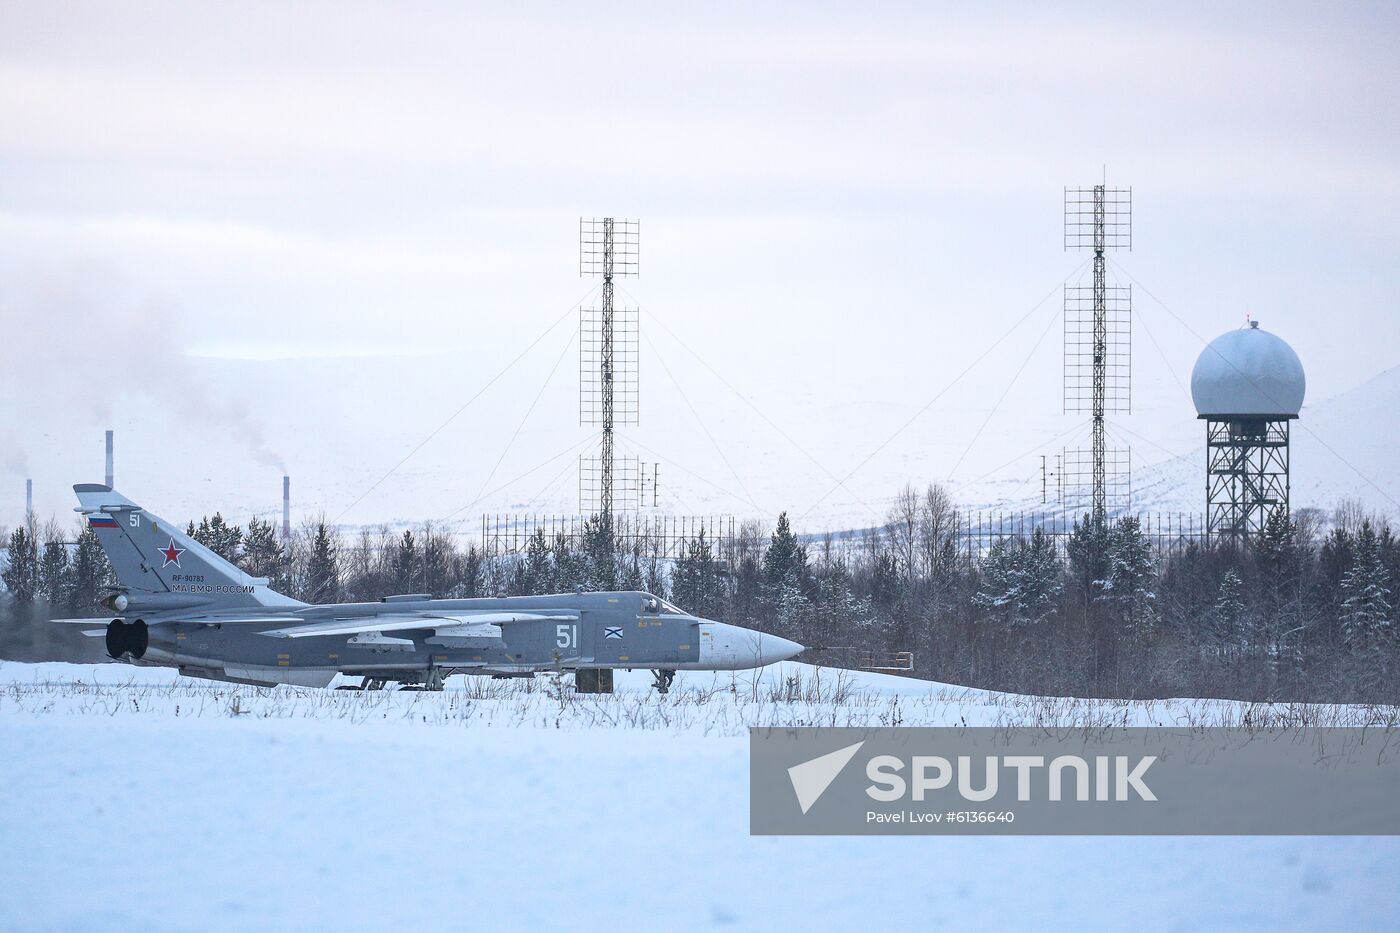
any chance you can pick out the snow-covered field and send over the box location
[3,660,1398,931]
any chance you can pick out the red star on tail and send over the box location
[158,537,186,568]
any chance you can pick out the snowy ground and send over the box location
[2,660,1398,931]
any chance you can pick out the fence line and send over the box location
[802,511,1208,561]
[951,510,1205,557]
[480,513,738,562]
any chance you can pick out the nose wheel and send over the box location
[651,669,676,695]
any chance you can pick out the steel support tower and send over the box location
[600,219,617,516]
[1205,418,1291,540]
[1064,183,1132,524]
[579,218,640,519]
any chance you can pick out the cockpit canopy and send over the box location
[641,594,687,615]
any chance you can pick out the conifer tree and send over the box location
[1214,569,1246,647]
[580,516,617,592]
[763,512,807,592]
[644,552,667,601]
[673,529,723,619]
[1066,514,1110,607]
[39,533,72,608]
[69,525,112,614]
[973,538,1019,625]
[209,513,242,561]
[1340,521,1392,649]
[2,525,38,603]
[305,521,341,602]
[1253,512,1307,679]
[1020,529,1062,625]
[618,545,645,592]
[1316,527,1355,642]
[761,512,809,635]
[420,526,453,597]
[393,529,420,593]
[1098,516,1156,633]
[551,532,584,593]
[190,514,242,562]
[522,529,552,595]
[973,531,1060,628]
[457,544,485,598]
[241,517,288,592]
[811,557,873,648]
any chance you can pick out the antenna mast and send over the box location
[1064,182,1132,524]
[579,217,640,520]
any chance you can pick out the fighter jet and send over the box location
[62,484,803,692]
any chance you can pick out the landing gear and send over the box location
[336,676,388,691]
[651,669,676,695]
[574,669,615,694]
[400,668,446,692]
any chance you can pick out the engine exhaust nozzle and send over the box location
[105,619,147,660]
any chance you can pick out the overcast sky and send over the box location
[2,1,1397,530]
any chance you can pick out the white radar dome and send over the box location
[1190,321,1305,419]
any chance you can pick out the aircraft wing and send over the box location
[182,616,306,625]
[257,610,578,639]
[51,613,304,638]
[50,615,304,625]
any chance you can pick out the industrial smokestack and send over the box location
[282,475,291,541]
[105,429,114,487]
[25,478,32,517]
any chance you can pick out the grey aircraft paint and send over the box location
[60,485,803,690]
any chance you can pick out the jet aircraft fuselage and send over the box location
[69,485,803,691]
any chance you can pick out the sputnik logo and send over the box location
[157,537,186,568]
[788,741,865,815]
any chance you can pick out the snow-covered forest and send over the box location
[4,482,1396,704]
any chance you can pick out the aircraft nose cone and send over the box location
[760,633,804,665]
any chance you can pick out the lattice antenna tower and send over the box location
[1064,182,1132,523]
[579,218,640,518]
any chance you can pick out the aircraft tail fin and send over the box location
[73,484,303,612]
